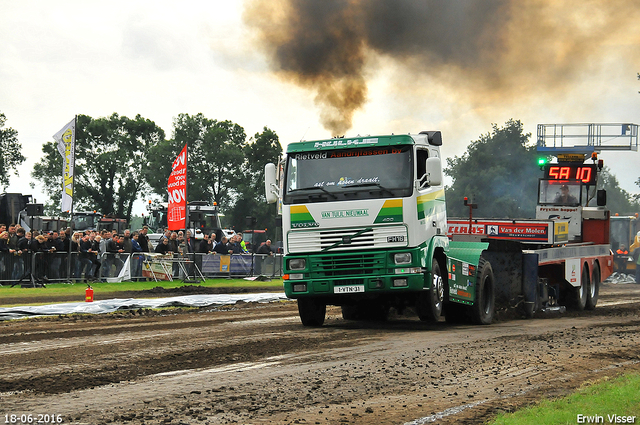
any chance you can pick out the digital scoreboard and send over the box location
[544,163,597,185]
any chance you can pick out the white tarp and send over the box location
[105,255,131,283]
[0,292,288,321]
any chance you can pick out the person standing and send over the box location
[14,230,30,285]
[168,232,180,277]
[48,231,63,280]
[99,230,110,279]
[7,225,19,281]
[0,231,10,277]
[138,226,150,252]
[154,238,171,254]
[635,247,640,284]
[238,234,249,254]
[131,232,144,281]
[213,237,230,254]
[122,229,132,253]
[198,233,210,253]
[76,234,94,281]
[109,234,125,275]
[209,233,218,252]
[90,235,101,281]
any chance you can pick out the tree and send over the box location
[30,142,63,214]
[445,119,540,218]
[145,113,247,208]
[0,112,26,189]
[224,127,282,237]
[598,167,640,214]
[32,113,165,220]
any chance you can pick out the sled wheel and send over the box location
[586,263,600,310]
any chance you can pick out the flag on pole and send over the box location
[53,118,76,213]
[168,144,187,230]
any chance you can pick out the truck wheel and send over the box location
[586,263,600,310]
[416,258,444,322]
[341,304,359,320]
[470,258,495,325]
[298,298,326,327]
[568,265,589,311]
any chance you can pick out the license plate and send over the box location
[334,285,365,294]
[387,235,405,243]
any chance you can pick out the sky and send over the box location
[1,0,640,216]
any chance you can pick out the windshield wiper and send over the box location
[288,186,337,199]
[342,182,395,196]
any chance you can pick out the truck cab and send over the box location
[266,132,450,325]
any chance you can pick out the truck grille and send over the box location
[309,252,386,278]
[288,225,408,254]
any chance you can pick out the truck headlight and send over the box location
[288,258,306,270]
[292,283,307,292]
[394,253,412,265]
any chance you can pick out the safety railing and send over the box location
[0,251,283,285]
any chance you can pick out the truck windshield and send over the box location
[73,214,97,231]
[284,145,413,204]
[538,180,582,206]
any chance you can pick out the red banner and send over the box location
[167,144,187,230]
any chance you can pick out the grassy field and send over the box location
[0,278,284,305]
[490,372,640,424]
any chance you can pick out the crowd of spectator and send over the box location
[153,230,275,256]
[0,223,158,285]
[0,222,278,285]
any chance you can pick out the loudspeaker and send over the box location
[26,203,44,216]
[597,190,607,207]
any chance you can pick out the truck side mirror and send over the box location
[426,157,442,186]
[265,163,279,204]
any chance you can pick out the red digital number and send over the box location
[559,167,570,179]
[577,167,592,183]
[548,165,594,183]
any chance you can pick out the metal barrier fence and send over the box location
[0,251,283,285]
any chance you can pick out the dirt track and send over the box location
[1,284,639,425]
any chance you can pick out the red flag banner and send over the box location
[168,144,187,230]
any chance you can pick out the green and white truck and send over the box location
[265,131,613,326]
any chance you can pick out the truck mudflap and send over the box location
[480,240,526,309]
[481,239,551,316]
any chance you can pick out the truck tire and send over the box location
[568,265,589,311]
[470,258,495,325]
[341,304,359,320]
[586,263,600,310]
[416,258,444,322]
[298,298,326,327]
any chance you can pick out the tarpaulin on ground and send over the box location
[0,292,287,321]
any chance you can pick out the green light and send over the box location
[538,157,547,166]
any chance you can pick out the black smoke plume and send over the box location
[244,0,635,136]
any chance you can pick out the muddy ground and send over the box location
[0,284,639,424]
